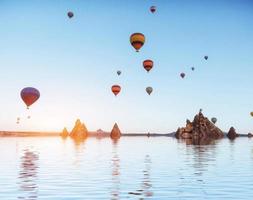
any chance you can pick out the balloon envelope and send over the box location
[191,67,195,71]
[211,117,217,124]
[111,85,121,96]
[130,33,145,52]
[204,56,208,60]
[150,6,156,13]
[146,87,153,95]
[117,70,121,76]
[20,87,40,108]
[143,60,153,72]
[250,112,253,117]
[180,73,185,78]
[67,11,74,18]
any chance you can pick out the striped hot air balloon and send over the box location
[111,85,121,96]
[143,59,153,72]
[130,33,145,52]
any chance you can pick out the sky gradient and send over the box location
[0,0,253,133]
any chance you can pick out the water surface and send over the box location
[0,137,253,199]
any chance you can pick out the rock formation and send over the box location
[70,119,88,139]
[227,127,238,139]
[60,127,69,137]
[110,123,121,139]
[175,111,224,144]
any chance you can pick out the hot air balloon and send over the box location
[191,67,195,71]
[111,85,121,96]
[130,33,145,52]
[143,59,153,72]
[67,11,74,18]
[180,73,185,79]
[204,56,208,60]
[211,117,217,124]
[250,112,253,117]
[150,6,156,13]
[27,116,31,119]
[17,117,20,121]
[146,87,153,95]
[117,70,121,76]
[20,87,40,109]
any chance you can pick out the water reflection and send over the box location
[128,155,153,198]
[72,137,86,166]
[111,140,120,200]
[18,149,39,200]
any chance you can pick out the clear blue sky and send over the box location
[0,0,253,133]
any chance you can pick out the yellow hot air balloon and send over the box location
[130,33,145,52]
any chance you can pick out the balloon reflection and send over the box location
[128,155,153,198]
[18,149,39,200]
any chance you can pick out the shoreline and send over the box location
[0,131,251,138]
[0,131,174,137]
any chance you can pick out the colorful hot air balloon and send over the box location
[204,56,208,60]
[111,85,121,96]
[146,87,153,95]
[20,87,40,109]
[250,112,253,117]
[211,117,217,124]
[150,6,156,13]
[130,33,145,52]
[191,67,195,71]
[67,11,74,18]
[143,59,153,72]
[180,73,185,79]
[117,70,121,76]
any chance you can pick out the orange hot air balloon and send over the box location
[111,85,121,96]
[143,59,153,72]
[130,33,145,52]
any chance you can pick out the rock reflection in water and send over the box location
[18,149,39,200]
[111,140,120,200]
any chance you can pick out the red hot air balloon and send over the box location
[67,11,74,18]
[180,73,185,79]
[111,85,121,96]
[20,87,40,109]
[143,59,153,72]
[150,6,156,13]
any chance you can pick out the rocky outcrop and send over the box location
[176,111,224,144]
[227,127,238,139]
[70,119,88,139]
[60,127,69,137]
[110,123,121,139]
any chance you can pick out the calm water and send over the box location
[0,136,253,200]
